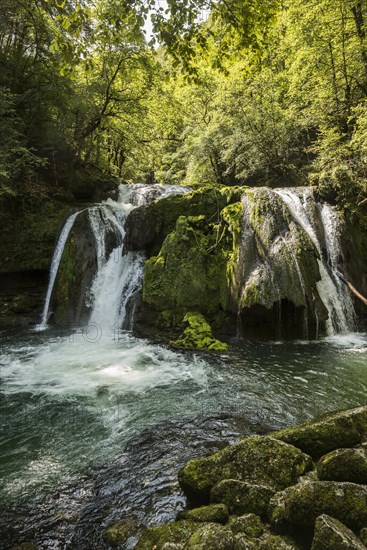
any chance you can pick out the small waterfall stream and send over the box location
[36,211,80,330]
[275,188,355,335]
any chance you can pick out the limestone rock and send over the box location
[311,514,366,549]
[178,436,313,504]
[317,447,367,484]
[272,405,367,458]
[270,480,367,531]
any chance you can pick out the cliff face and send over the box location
[124,186,367,343]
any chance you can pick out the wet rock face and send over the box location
[311,514,366,550]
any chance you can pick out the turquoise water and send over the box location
[1,328,367,513]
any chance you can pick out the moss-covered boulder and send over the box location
[316,447,367,484]
[135,520,201,550]
[185,523,234,549]
[311,514,366,550]
[270,481,367,531]
[170,312,228,351]
[103,517,140,547]
[258,534,298,549]
[211,480,275,517]
[227,514,265,538]
[272,406,367,458]
[177,504,229,524]
[178,436,313,505]
[233,534,258,549]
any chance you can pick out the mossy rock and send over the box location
[227,513,265,539]
[270,480,367,532]
[272,405,367,458]
[185,523,234,549]
[317,447,367,484]
[11,545,37,550]
[211,479,275,517]
[177,504,229,524]
[258,534,298,549]
[311,514,366,550]
[178,436,313,505]
[170,312,228,351]
[135,520,201,550]
[103,517,140,547]
[233,533,259,549]
[227,513,265,538]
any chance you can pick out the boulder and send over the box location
[227,513,265,538]
[360,528,367,546]
[311,514,366,549]
[234,534,258,549]
[135,520,201,550]
[317,447,367,484]
[258,534,298,549]
[270,480,367,531]
[272,406,367,458]
[211,480,275,517]
[103,517,140,547]
[177,504,229,524]
[178,436,313,504]
[185,523,234,549]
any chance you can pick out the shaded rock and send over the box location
[161,544,184,550]
[103,517,140,547]
[185,523,234,549]
[135,520,201,550]
[177,504,229,524]
[178,436,313,504]
[360,528,367,546]
[227,513,265,537]
[270,480,367,531]
[273,405,367,458]
[11,545,37,550]
[211,480,275,517]
[311,514,366,549]
[317,447,367,484]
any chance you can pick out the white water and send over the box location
[275,188,355,334]
[36,212,80,331]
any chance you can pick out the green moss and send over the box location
[269,481,367,531]
[177,504,229,524]
[272,405,367,458]
[171,312,228,352]
[178,436,313,505]
[211,479,275,517]
[11,294,38,314]
[185,523,234,549]
[135,520,201,549]
[317,448,367,484]
[227,514,265,538]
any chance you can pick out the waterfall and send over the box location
[38,184,191,333]
[88,184,190,331]
[275,188,355,335]
[36,212,80,331]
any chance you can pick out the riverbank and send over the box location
[129,406,367,550]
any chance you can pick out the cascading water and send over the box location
[36,211,80,331]
[275,188,355,335]
[39,184,191,333]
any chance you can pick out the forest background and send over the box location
[2,0,367,219]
